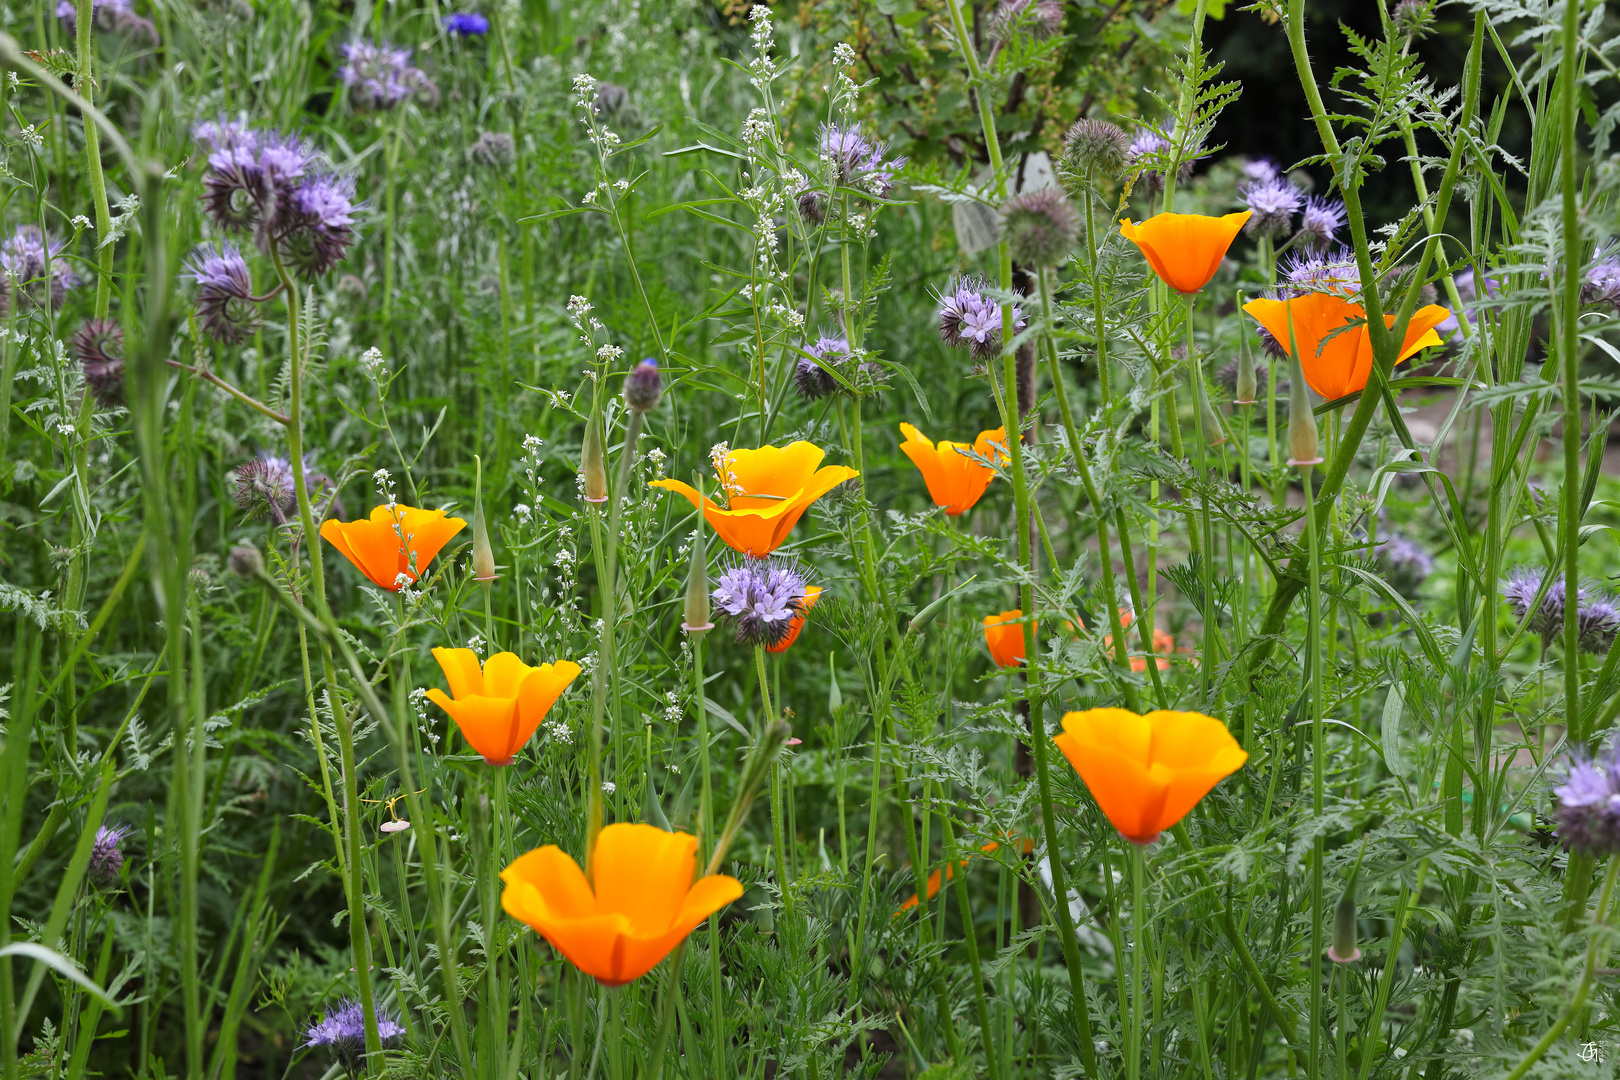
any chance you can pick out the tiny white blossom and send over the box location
[597,343,624,363]
[71,215,90,230]
[601,781,617,794]
[833,42,857,67]
[465,633,485,655]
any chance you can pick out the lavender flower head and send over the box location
[1579,595,1620,655]
[1,225,79,313]
[187,244,261,343]
[1242,176,1304,238]
[443,12,489,36]
[1555,742,1620,857]
[794,334,848,400]
[339,40,435,111]
[305,998,405,1074]
[233,452,327,524]
[1237,157,1279,192]
[1296,195,1346,250]
[197,124,314,236]
[57,0,157,45]
[1378,534,1433,598]
[936,275,1025,361]
[713,556,810,648]
[89,823,133,885]
[1125,126,1196,194]
[276,171,360,281]
[1499,566,1616,653]
[818,123,905,198]
[1582,254,1620,312]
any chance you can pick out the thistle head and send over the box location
[999,188,1081,269]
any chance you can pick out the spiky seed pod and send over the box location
[1060,118,1129,182]
[623,358,662,413]
[72,319,126,408]
[797,188,828,226]
[999,189,1081,269]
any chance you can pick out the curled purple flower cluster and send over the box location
[1,225,79,314]
[89,823,132,885]
[817,123,905,199]
[304,998,405,1074]
[190,120,359,332]
[339,40,438,112]
[1125,127,1197,193]
[232,452,330,524]
[794,334,849,401]
[1502,567,1620,654]
[55,0,158,46]
[713,556,810,648]
[937,275,1026,362]
[1555,742,1620,857]
[1377,533,1433,598]
[1583,253,1620,312]
[72,319,126,409]
[1242,178,1303,239]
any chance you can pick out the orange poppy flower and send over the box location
[1242,293,1451,400]
[896,841,1002,913]
[1109,609,1175,672]
[984,609,1033,668]
[766,585,823,654]
[425,648,582,765]
[650,442,858,557]
[1118,211,1252,294]
[320,503,466,591]
[500,823,743,986]
[898,423,1008,515]
[1052,708,1248,845]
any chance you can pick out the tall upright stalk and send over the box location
[1555,0,1584,741]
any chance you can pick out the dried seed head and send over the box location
[1060,118,1130,181]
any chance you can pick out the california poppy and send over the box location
[766,585,823,654]
[650,442,858,557]
[1242,293,1451,400]
[1077,608,1176,672]
[500,823,743,986]
[1118,211,1252,294]
[898,423,1008,515]
[1053,708,1247,845]
[320,503,466,591]
[425,648,582,765]
[896,841,1002,913]
[984,609,1032,668]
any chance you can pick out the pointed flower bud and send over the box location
[683,523,713,634]
[582,420,609,504]
[1234,330,1258,406]
[1328,877,1361,963]
[1286,354,1322,468]
[472,456,497,583]
[624,357,662,413]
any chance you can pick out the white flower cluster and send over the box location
[646,446,667,475]
[833,42,857,67]
[742,107,775,149]
[571,73,598,109]
[360,346,386,378]
[747,5,774,90]
[513,502,533,523]
[710,442,745,499]
[597,343,624,364]
[664,690,682,725]
[465,633,485,656]
[547,719,573,744]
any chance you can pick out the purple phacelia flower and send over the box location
[305,998,405,1074]
[90,823,133,885]
[1242,177,1304,238]
[713,557,810,648]
[232,452,327,524]
[1126,127,1195,193]
[1237,157,1279,192]
[276,172,361,281]
[936,275,1025,361]
[187,244,261,343]
[72,319,126,409]
[1296,195,1346,250]
[339,40,436,112]
[1,225,78,313]
[443,12,489,36]
[1498,567,1616,652]
[1582,255,1620,312]
[1555,742,1620,857]
[818,122,905,198]
[198,127,315,236]
[57,0,157,45]
[794,334,849,400]
[1377,533,1432,598]
[1579,596,1620,655]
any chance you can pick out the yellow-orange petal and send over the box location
[983,609,1030,668]
[321,517,403,590]
[431,646,487,699]
[426,688,520,763]
[592,823,697,931]
[724,442,827,509]
[767,586,822,654]
[1120,211,1252,294]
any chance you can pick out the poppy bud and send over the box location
[682,523,712,634]
[624,358,661,413]
[1286,354,1322,467]
[1234,330,1258,406]
[1328,878,1360,963]
[582,420,609,504]
[471,454,498,583]
[1200,387,1228,448]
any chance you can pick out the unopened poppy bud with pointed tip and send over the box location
[1328,877,1361,963]
[582,420,608,504]
[1235,334,1258,405]
[472,506,497,583]
[1287,354,1322,467]
[1201,389,1228,448]
[624,357,661,413]
[682,525,712,633]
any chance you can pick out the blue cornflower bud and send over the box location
[624,358,662,413]
[443,12,489,36]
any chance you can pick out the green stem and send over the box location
[939,811,1001,1080]
[1303,461,1324,1080]
[1555,0,1584,742]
